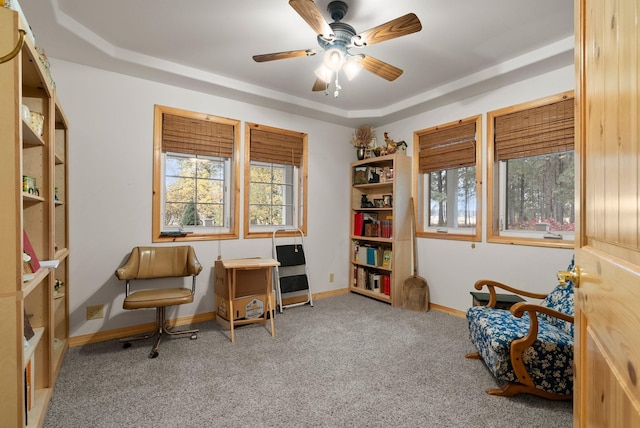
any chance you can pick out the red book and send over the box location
[23,231,41,272]
[353,212,364,236]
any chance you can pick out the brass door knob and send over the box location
[557,265,581,288]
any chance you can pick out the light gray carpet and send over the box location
[45,293,572,427]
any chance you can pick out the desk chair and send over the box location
[115,246,202,358]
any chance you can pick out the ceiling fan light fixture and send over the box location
[323,47,345,71]
[315,65,333,83]
[343,57,363,80]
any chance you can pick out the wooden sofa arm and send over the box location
[508,301,574,392]
[473,279,549,308]
[510,301,575,324]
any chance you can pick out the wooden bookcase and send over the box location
[0,7,70,427]
[349,154,411,306]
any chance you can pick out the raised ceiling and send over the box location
[19,0,574,126]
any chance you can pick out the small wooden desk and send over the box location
[214,258,280,343]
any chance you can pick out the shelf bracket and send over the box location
[0,29,26,65]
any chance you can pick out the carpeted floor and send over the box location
[44,293,572,427]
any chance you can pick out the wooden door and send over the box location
[574,0,640,426]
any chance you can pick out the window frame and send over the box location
[152,104,240,242]
[486,91,575,248]
[244,122,308,239]
[414,115,483,242]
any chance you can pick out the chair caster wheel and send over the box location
[190,333,197,340]
[123,342,132,349]
[149,351,159,359]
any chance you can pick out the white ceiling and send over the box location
[18,0,574,127]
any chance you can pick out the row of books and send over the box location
[353,213,393,238]
[352,265,391,295]
[353,242,392,269]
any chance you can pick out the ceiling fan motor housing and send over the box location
[318,1,356,58]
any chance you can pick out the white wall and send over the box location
[381,65,575,311]
[53,59,575,338]
[52,60,353,337]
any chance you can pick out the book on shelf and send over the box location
[372,274,381,292]
[23,230,41,272]
[366,247,377,265]
[382,249,393,269]
[382,274,391,296]
[25,357,34,411]
[353,241,360,263]
[353,213,364,237]
[380,219,393,238]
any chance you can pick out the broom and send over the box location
[402,197,430,312]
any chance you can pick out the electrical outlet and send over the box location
[86,304,104,320]
[329,273,334,283]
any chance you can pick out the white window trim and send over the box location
[248,161,299,231]
[161,152,232,234]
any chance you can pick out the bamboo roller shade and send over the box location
[162,113,234,158]
[494,98,574,160]
[418,122,476,173]
[250,128,303,167]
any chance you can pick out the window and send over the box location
[244,123,307,238]
[414,115,482,241]
[152,105,240,242]
[487,91,575,247]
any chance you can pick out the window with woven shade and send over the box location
[244,122,308,238]
[152,105,240,242]
[414,115,482,241]
[487,91,575,247]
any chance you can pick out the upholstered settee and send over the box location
[465,260,575,400]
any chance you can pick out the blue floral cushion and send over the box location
[539,283,574,336]
[539,257,575,336]
[467,305,574,396]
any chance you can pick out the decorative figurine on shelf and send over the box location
[368,168,380,183]
[360,194,375,208]
[54,279,64,298]
[376,132,407,155]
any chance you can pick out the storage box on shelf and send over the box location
[349,154,411,306]
[0,7,70,427]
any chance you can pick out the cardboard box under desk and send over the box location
[214,260,272,321]
[216,294,267,321]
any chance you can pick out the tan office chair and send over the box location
[115,246,202,358]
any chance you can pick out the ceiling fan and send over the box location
[253,0,422,96]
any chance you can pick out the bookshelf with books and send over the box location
[0,7,70,427]
[350,153,411,306]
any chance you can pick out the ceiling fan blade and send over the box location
[356,55,403,81]
[253,49,317,62]
[312,78,327,92]
[352,13,422,47]
[289,0,335,40]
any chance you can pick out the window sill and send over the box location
[153,231,238,243]
[417,231,480,242]
[487,234,574,249]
